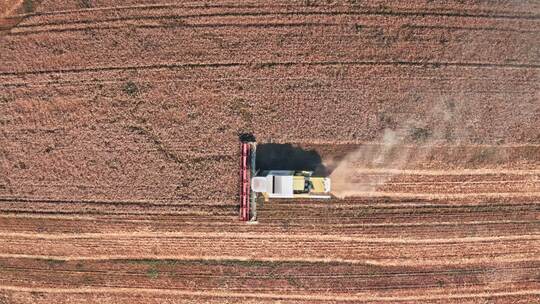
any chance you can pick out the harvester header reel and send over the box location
[239,141,257,222]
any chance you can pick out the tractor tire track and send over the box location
[9,9,540,31]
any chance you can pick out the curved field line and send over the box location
[9,21,537,36]
[8,22,341,36]
[3,3,293,18]
[9,9,540,29]
[5,1,539,19]
[0,285,538,302]
[0,232,538,243]
[0,0,23,32]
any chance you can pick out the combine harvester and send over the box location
[240,140,331,222]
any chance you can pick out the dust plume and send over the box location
[328,123,429,198]
[327,88,540,199]
[328,99,478,198]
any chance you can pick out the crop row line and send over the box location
[10,9,540,29]
[0,282,538,302]
[1,60,538,77]
[2,269,538,281]
[0,75,536,88]
[7,21,536,37]
[1,231,538,243]
[2,197,538,210]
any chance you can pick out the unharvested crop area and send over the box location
[0,0,539,303]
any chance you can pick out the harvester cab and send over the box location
[251,171,331,200]
[240,140,331,222]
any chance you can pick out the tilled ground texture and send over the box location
[0,0,539,303]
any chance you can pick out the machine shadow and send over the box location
[255,143,329,176]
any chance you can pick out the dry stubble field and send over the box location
[0,0,539,303]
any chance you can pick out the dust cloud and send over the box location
[328,123,429,198]
[327,98,497,198]
[328,89,540,199]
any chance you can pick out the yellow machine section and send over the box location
[311,177,326,193]
[293,176,305,191]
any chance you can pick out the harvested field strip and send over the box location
[1,201,537,220]
[2,248,534,265]
[1,234,537,250]
[0,286,538,302]
[1,200,536,214]
[1,231,539,243]
[0,204,236,217]
[0,197,235,206]
[0,68,536,81]
[0,222,536,240]
[1,77,538,88]
[0,254,538,267]
[1,292,539,304]
[1,197,537,213]
[5,22,535,40]
[0,232,540,243]
[3,265,537,281]
[0,258,538,297]
[3,182,537,197]
[8,23,344,36]
[407,24,536,33]
[261,203,540,218]
[1,216,536,227]
[1,255,538,269]
[1,60,539,77]
[1,233,538,263]
[5,174,540,183]
[2,217,534,228]
[338,169,540,175]
[1,65,535,88]
[3,258,535,278]
[7,253,523,266]
[320,192,540,199]
[9,22,538,36]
